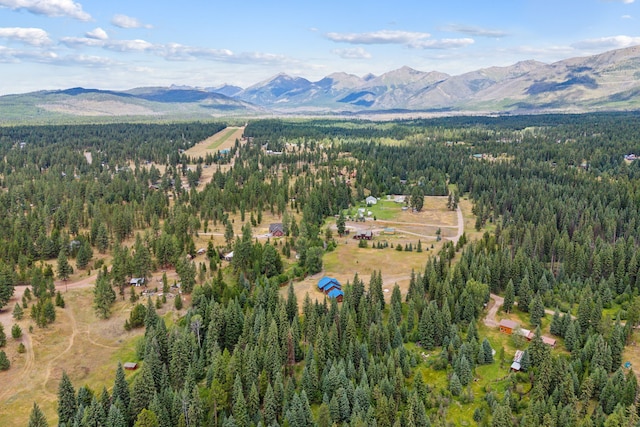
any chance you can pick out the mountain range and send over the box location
[3,45,640,123]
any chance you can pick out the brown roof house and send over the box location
[499,319,519,335]
[269,223,285,237]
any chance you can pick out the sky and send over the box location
[0,0,639,95]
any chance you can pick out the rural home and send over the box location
[269,223,285,237]
[353,230,373,240]
[327,288,344,302]
[317,277,341,294]
[499,319,518,335]
[366,196,377,205]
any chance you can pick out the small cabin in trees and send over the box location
[129,278,145,287]
[123,362,138,370]
[499,319,518,335]
[269,223,284,237]
[541,336,557,348]
[511,350,524,371]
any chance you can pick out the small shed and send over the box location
[123,362,138,370]
[224,251,234,261]
[366,196,377,205]
[269,223,285,237]
[129,278,145,287]
[541,336,557,347]
[327,288,344,302]
[197,248,206,255]
[499,319,518,335]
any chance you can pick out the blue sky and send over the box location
[0,0,639,95]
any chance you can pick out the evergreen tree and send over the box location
[12,303,24,320]
[529,293,545,327]
[57,249,72,281]
[410,186,424,212]
[76,240,93,270]
[449,372,462,396]
[482,338,494,364]
[518,276,532,313]
[130,363,156,418]
[503,280,515,313]
[107,405,127,427]
[112,363,131,416]
[28,402,48,427]
[0,323,5,347]
[337,212,346,236]
[57,371,77,427]
[134,409,159,427]
[11,323,22,339]
[550,309,562,336]
[93,270,116,319]
[0,350,9,371]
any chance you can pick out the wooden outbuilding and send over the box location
[499,319,519,335]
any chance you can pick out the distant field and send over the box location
[183,126,244,159]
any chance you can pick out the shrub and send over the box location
[11,324,22,339]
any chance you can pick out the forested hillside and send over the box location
[2,115,640,426]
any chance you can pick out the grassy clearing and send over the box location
[353,199,403,221]
[0,283,181,426]
[207,128,237,150]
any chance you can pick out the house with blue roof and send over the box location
[317,276,341,294]
[327,288,344,302]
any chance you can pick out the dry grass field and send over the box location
[281,195,468,307]
[0,270,183,426]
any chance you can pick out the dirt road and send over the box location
[451,206,464,245]
[484,293,504,328]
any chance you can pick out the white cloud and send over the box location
[0,0,90,21]
[61,36,155,52]
[412,38,475,49]
[60,35,292,66]
[325,29,473,50]
[0,45,114,67]
[622,14,633,19]
[111,14,152,29]
[325,30,432,45]
[105,39,154,52]
[0,27,50,46]
[161,43,290,64]
[332,47,372,59]
[442,24,508,38]
[572,35,640,49]
[86,27,108,40]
